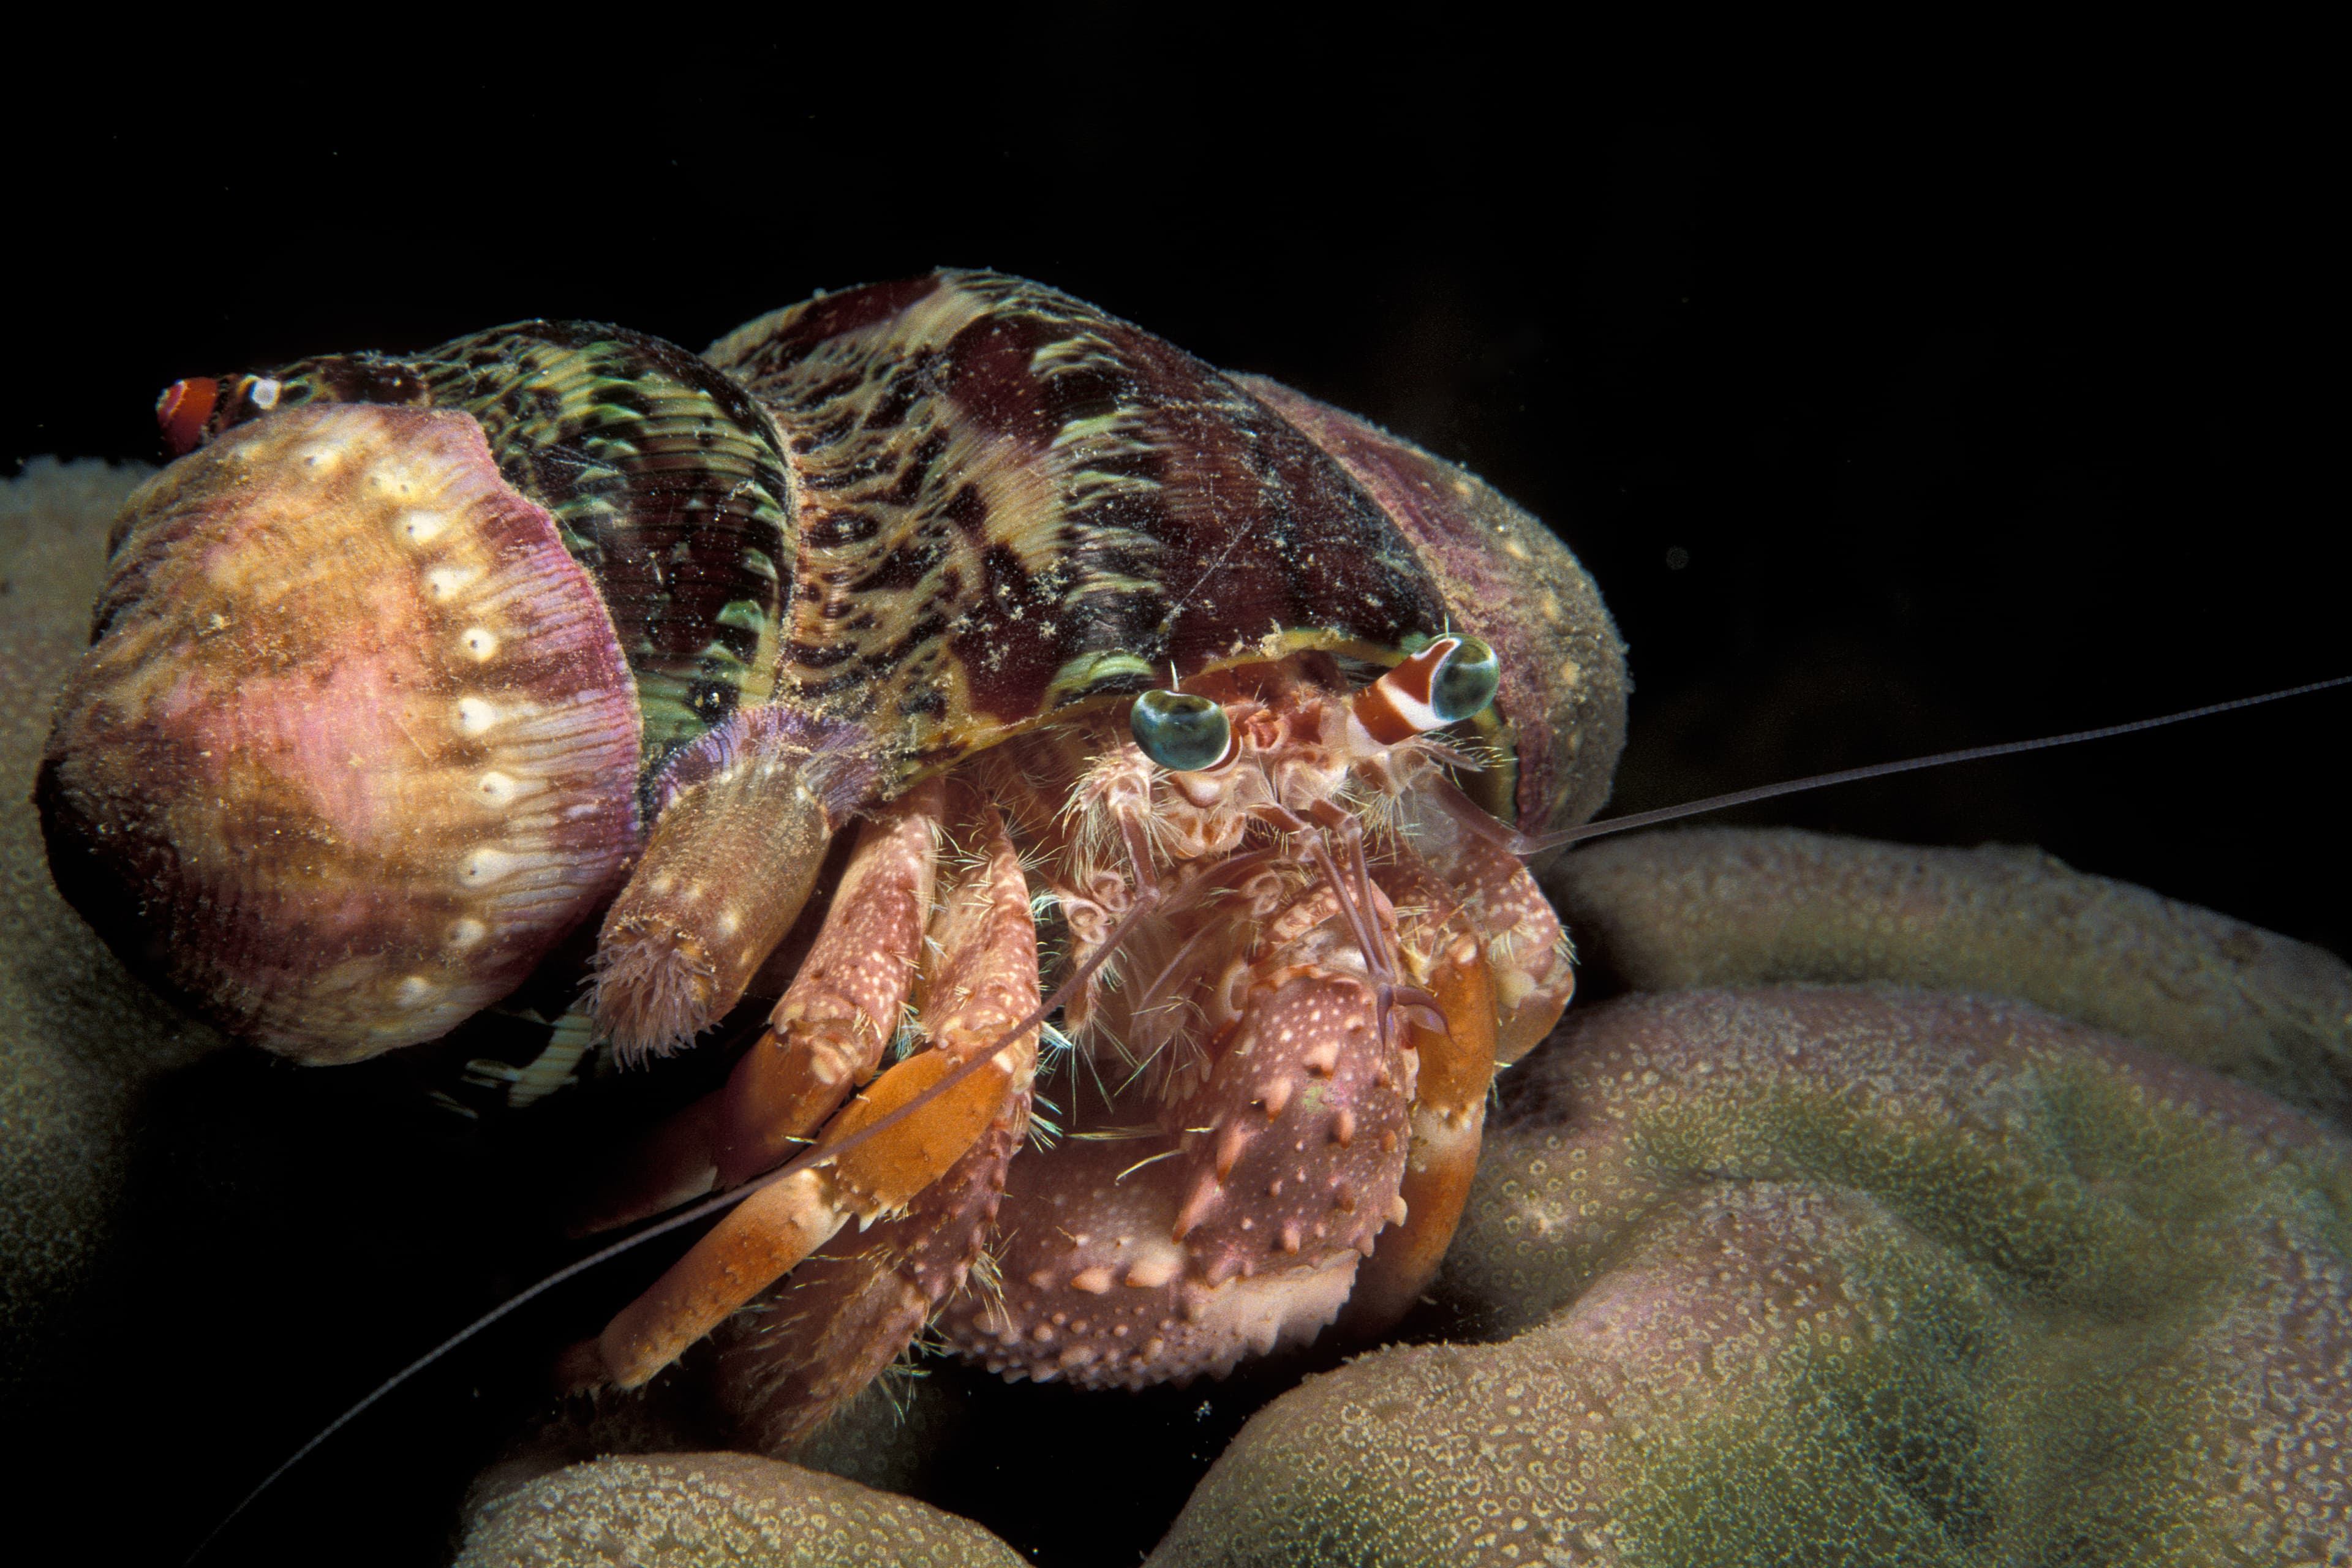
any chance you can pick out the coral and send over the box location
[454,1451,1025,1567]
[1545,827,2352,1126]
[1149,988,2352,1566]
[0,458,224,1400]
[476,1362,978,1510]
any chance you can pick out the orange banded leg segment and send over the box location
[1340,933,1497,1335]
[713,1104,1027,1452]
[590,801,1039,1393]
[568,781,947,1235]
[596,1166,846,1387]
[715,778,944,1186]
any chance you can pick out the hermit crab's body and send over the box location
[37,272,1626,1446]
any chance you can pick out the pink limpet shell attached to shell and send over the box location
[39,404,642,1063]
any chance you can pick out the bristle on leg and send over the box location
[594,709,881,1058]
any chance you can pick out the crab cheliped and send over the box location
[36,271,1626,1444]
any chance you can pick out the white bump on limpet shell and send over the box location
[423,564,481,601]
[714,908,741,938]
[447,918,488,951]
[290,440,348,474]
[393,975,438,1007]
[459,627,499,661]
[475,771,519,807]
[365,456,435,498]
[459,846,521,884]
[396,508,454,545]
[453,697,498,735]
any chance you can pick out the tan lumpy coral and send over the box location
[1545,827,2352,1125]
[1150,988,2352,1566]
[0,458,225,1400]
[454,1451,1025,1567]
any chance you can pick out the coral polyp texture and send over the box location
[1149,911,2352,1564]
[455,1452,1024,1567]
[1,458,224,1400]
[1547,827,2352,1126]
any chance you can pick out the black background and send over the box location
[5,34,2342,1567]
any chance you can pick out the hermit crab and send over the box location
[36,270,1626,1443]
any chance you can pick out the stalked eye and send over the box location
[1351,633,1504,745]
[1131,689,1234,772]
[154,377,218,456]
[1428,636,1501,723]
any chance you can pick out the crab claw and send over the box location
[582,799,1039,1408]
[941,951,1422,1389]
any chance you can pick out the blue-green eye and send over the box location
[1131,689,1234,771]
[1427,636,1501,723]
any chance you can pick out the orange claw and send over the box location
[715,778,944,1186]
[597,1166,846,1386]
[1341,926,1499,1335]
[588,798,1039,1395]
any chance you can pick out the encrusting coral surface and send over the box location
[456,1452,1025,1567]
[1147,837,2352,1567]
[1548,827,2352,1126]
[0,458,225,1400]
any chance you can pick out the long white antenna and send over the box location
[1544,675,2351,850]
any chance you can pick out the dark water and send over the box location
[6,72,2340,1566]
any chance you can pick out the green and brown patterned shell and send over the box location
[705,272,1452,763]
[204,270,1623,837]
[700,270,1620,837]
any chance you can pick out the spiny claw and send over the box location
[583,797,1039,1411]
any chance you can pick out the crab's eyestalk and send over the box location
[1352,635,1501,745]
[154,377,218,456]
[1131,688,1237,772]
[1428,636,1501,723]
[37,403,643,1063]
